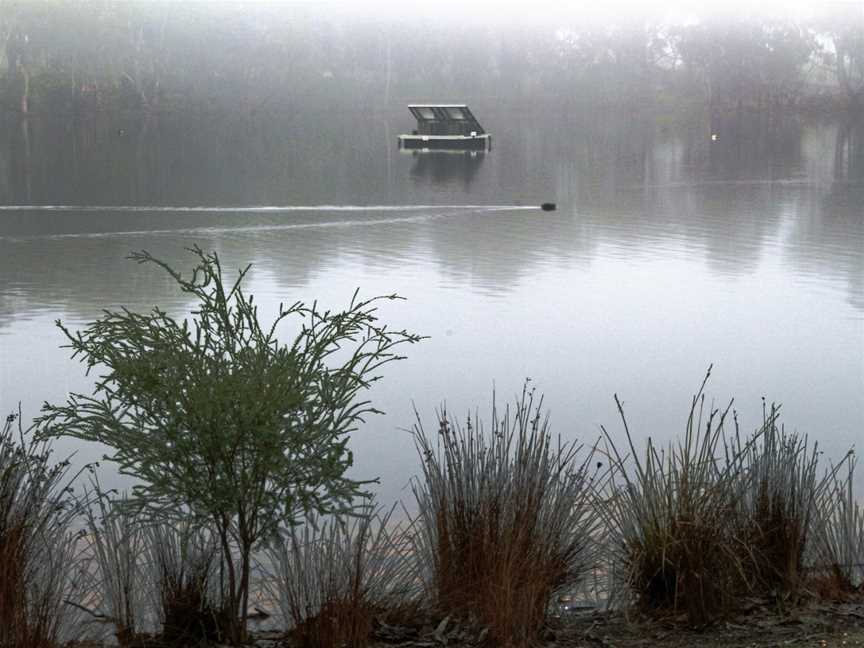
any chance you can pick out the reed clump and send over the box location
[732,404,838,601]
[811,458,864,598]
[0,410,88,648]
[145,521,221,644]
[599,368,861,626]
[411,386,603,646]
[82,484,146,645]
[76,488,223,645]
[260,504,418,648]
[599,371,747,625]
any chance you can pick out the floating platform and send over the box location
[398,133,492,152]
[398,104,492,152]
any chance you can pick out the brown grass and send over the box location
[811,566,862,601]
[291,596,378,648]
[431,497,574,644]
[811,457,864,599]
[0,522,37,646]
[600,369,860,626]
[411,386,602,646]
[600,369,752,625]
[261,504,419,648]
[145,521,221,645]
[732,404,836,600]
[0,409,87,648]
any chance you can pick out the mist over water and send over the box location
[1,102,861,503]
[0,3,862,503]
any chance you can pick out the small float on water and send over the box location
[398,104,492,152]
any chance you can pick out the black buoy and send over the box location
[540,202,556,211]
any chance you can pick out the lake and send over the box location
[0,104,862,504]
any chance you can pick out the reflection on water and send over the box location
[409,150,486,188]
[0,106,862,502]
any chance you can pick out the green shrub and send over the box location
[39,247,421,643]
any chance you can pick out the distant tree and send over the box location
[0,1,858,118]
[551,18,661,104]
[0,1,35,113]
[39,247,422,643]
[816,5,864,107]
[758,20,818,105]
[670,15,816,108]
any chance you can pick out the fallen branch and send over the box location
[64,599,114,624]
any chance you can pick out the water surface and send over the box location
[1,106,861,503]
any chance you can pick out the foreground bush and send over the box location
[260,504,418,648]
[0,409,89,648]
[39,247,422,643]
[411,386,603,646]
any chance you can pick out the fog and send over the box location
[0,0,861,123]
[0,0,862,500]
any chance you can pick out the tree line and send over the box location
[0,1,862,116]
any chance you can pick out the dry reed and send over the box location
[411,385,603,646]
[731,403,841,600]
[599,368,860,626]
[0,408,89,648]
[260,503,418,648]
[82,484,147,644]
[599,369,750,625]
[811,457,864,597]
[144,520,221,643]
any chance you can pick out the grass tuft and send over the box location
[599,369,749,625]
[144,520,221,644]
[260,503,418,648]
[411,385,602,646]
[0,408,88,648]
[599,368,860,626]
[83,483,146,644]
[811,457,864,598]
[732,403,840,600]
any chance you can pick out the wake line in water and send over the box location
[0,204,536,213]
[0,209,524,241]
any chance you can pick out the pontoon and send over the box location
[398,104,491,152]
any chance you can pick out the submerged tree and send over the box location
[39,247,422,643]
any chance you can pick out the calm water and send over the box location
[0,105,862,503]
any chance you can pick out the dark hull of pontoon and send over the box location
[398,134,492,151]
